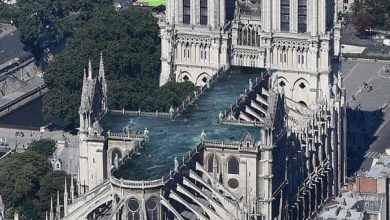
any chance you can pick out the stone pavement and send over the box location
[341,60,390,173]
[0,126,76,152]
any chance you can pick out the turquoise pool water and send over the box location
[101,70,263,180]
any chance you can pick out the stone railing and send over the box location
[204,140,242,148]
[110,175,166,189]
[204,139,260,152]
[108,109,171,118]
[221,118,264,127]
[240,13,261,21]
[107,132,145,140]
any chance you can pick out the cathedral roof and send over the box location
[79,78,97,113]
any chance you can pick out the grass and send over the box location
[136,0,166,7]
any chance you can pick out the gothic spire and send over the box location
[88,59,92,80]
[56,190,60,219]
[49,197,54,220]
[64,178,68,217]
[45,211,48,220]
[83,67,86,82]
[77,169,81,196]
[99,51,105,80]
[70,174,75,203]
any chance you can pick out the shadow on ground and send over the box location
[346,107,384,176]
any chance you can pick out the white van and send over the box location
[384,39,390,46]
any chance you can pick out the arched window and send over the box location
[207,154,219,173]
[127,198,140,220]
[228,157,239,174]
[146,197,158,220]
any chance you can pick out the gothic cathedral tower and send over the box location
[78,54,108,193]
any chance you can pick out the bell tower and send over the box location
[78,55,108,193]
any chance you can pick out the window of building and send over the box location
[298,0,307,33]
[146,197,158,220]
[200,0,208,25]
[207,154,219,173]
[127,198,140,220]
[183,0,191,24]
[281,0,290,31]
[298,53,301,64]
[228,157,239,174]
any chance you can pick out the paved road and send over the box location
[0,28,31,66]
[342,60,390,172]
[342,61,390,106]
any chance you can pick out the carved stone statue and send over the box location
[169,106,175,119]
[174,157,179,171]
[200,130,206,143]
[144,128,150,142]
[218,111,224,122]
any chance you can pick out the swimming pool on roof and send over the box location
[101,69,264,180]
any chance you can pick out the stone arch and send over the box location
[177,71,192,82]
[227,156,239,174]
[145,196,158,220]
[196,72,210,87]
[292,78,311,105]
[206,154,220,173]
[293,78,310,90]
[274,76,290,88]
[127,198,140,220]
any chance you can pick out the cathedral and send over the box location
[58,0,347,219]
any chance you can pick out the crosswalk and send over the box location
[364,151,381,158]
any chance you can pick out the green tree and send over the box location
[2,0,113,57]
[28,139,56,158]
[354,13,374,33]
[0,151,49,213]
[43,7,162,126]
[35,171,72,218]
[352,0,390,31]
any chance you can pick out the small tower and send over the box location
[70,174,75,203]
[56,190,60,219]
[63,178,68,216]
[49,198,54,220]
[77,169,81,196]
[99,52,108,112]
